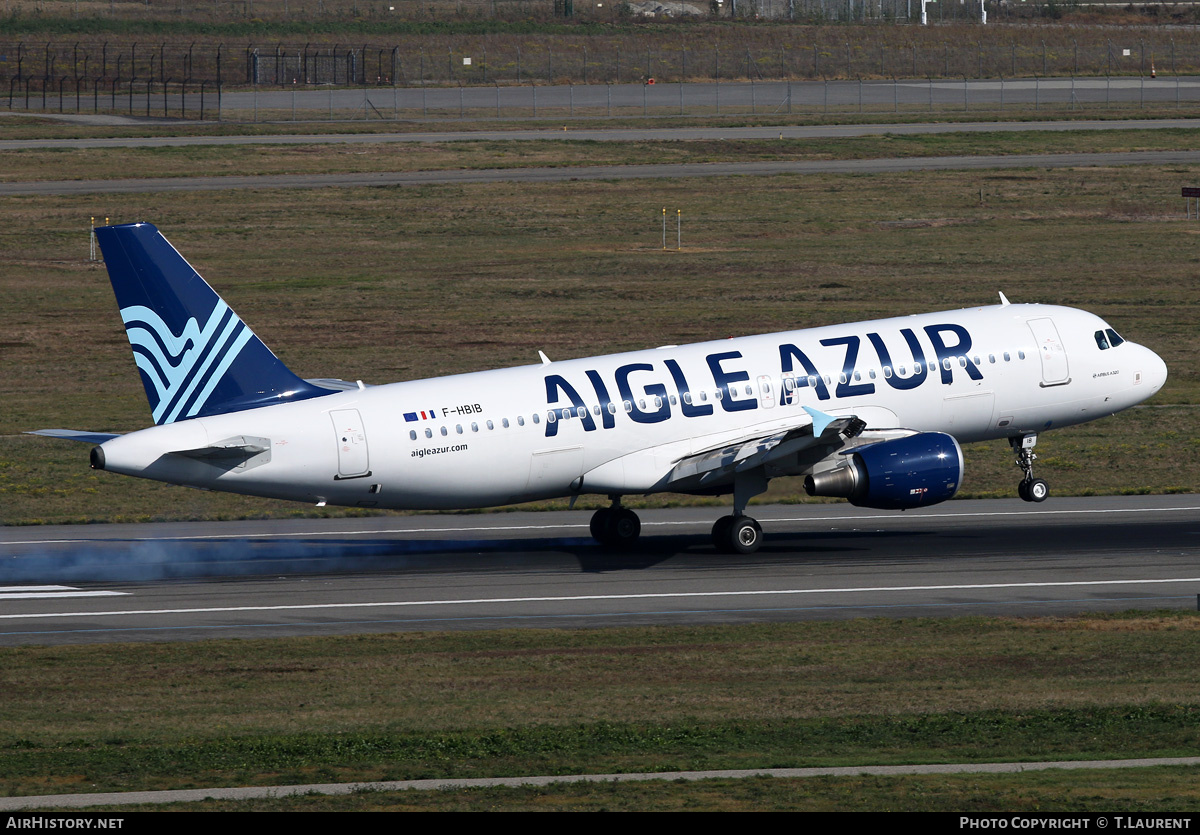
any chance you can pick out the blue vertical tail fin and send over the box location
[95,222,334,425]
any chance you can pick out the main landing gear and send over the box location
[1012,434,1049,503]
[590,497,641,549]
[711,514,762,555]
[588,495,766,555]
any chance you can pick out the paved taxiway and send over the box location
[2,495,1197,646]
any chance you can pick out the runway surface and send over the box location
[2,495,1198,646]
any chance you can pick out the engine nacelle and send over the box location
[804,432,963,510]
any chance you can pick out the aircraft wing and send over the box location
[661,406,869,492]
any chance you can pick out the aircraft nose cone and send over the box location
[1144,347,1168,395]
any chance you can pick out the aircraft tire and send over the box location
[590,508,614,545]
[1027,478,1049,503]
[1017,481,1030,502]
[712,515,736,553]
[609,508,641,547]
[727,516,763,555]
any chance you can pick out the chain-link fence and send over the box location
[5,35,1199,119]
[2,0,1144,24]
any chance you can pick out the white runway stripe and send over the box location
[0,585,129,600]
[2,577,1197,620]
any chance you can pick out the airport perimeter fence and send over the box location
[0,0,1128,24]
[6,38,1200,120]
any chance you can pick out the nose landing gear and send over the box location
[1012,434,1049,503]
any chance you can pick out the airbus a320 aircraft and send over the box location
[34,223,1167,554]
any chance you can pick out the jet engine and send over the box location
[804,432,963,510]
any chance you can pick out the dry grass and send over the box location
[2,613,1199,798]
[0,139,1197,524]
[3,130,1200,183]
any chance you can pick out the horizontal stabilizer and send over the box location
[305,378,369,392]
[170,436,270,461]
[168,435,273,472]
[26,429,122,444]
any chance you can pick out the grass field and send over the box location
[2,27,1200,812]
[5,129,1200,183]
[1,126,1197,524]
[2,614,1199,809]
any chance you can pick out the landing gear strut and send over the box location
[1011,434,1049,503]
[712,468,768,554]
[590,496,641,548]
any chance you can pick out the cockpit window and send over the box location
[1095,330,1110,350]
[1106,328,1125,348]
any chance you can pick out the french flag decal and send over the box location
[404,409,438,422]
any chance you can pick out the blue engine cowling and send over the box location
[803,432,963,510]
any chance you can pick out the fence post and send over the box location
[216,45,222,122]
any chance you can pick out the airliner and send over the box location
[33,222,1168,554]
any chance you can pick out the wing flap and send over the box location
[663,407,867,490]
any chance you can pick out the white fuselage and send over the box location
[97,303,1167,510]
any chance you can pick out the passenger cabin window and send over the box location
[409,430,417,441]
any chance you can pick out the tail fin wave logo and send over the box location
[121,300,254,425]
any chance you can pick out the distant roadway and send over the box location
[2,495,1198,646]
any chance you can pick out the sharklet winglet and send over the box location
[803,406,838,437]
